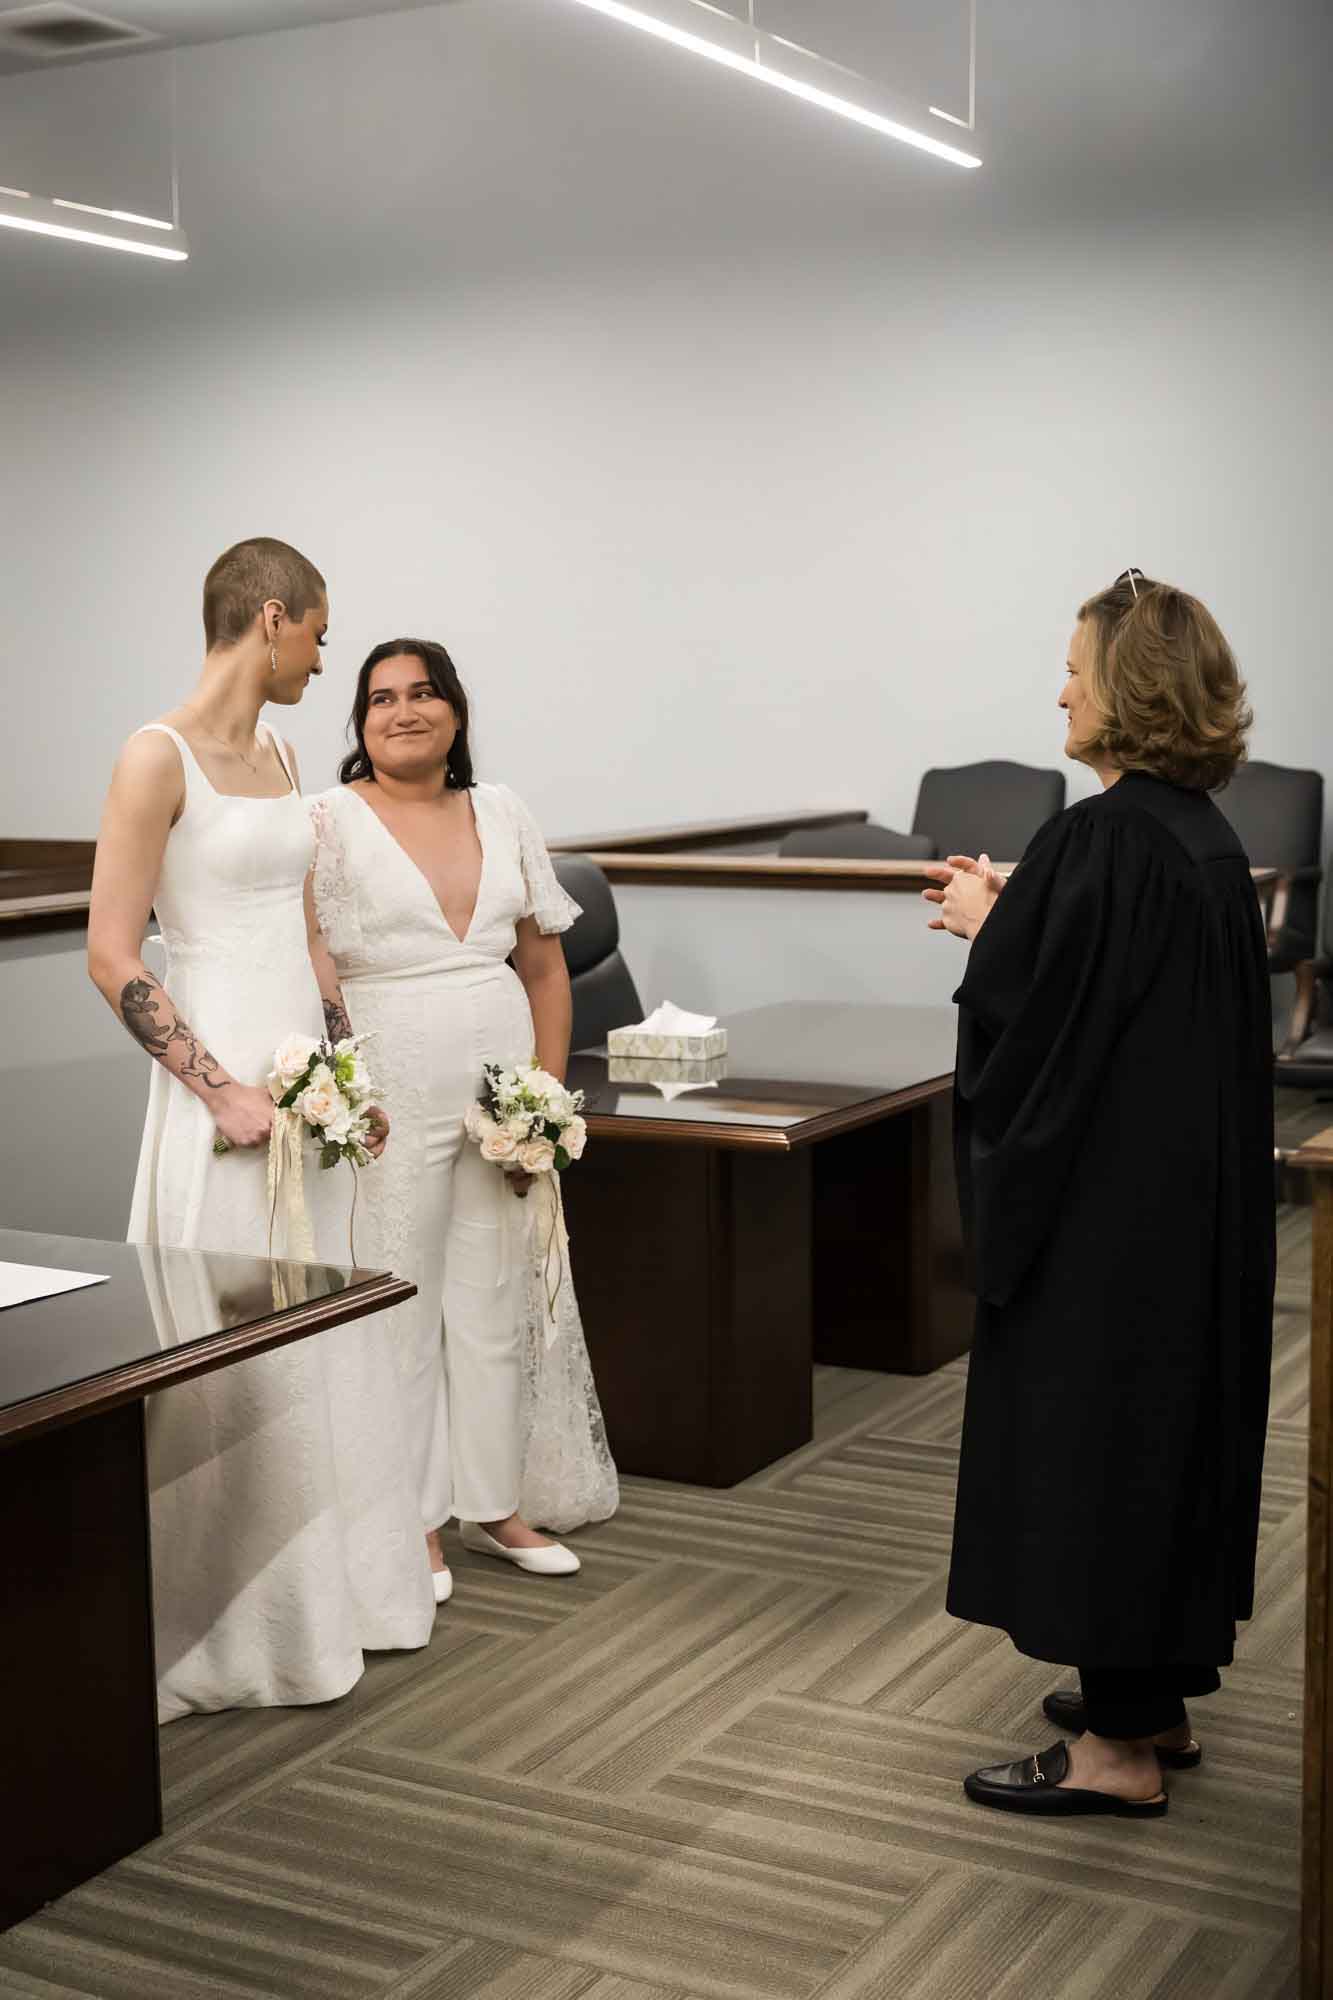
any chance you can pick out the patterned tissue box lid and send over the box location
[608,1052,730,1085]
[605,1027,729,1061]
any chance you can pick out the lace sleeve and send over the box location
[493,784,582,935]
[307,792,363,964]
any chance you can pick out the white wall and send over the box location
[2,0,1330,846]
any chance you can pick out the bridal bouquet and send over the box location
[212,1032,379,1166]
[265,1032,380,1168]
[465,1065,586,1344]
[214,1031,380,1263]
[464,1064,587,1178]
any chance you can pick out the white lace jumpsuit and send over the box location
[308,781,618,1532]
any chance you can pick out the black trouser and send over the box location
[1078,1666,1221,1740]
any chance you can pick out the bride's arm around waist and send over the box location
[87,730,273,1150]
[300,774,389,1159]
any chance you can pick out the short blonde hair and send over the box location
[203,537,326,650]
[1076,572,1252,792]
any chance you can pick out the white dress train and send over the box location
[128,723,434,1722]
[308,780,619,1537]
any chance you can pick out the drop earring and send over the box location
[269,641,279,673]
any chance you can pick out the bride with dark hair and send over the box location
[309,638,618,1604]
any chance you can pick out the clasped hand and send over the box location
[211,1085,391,1158]
[921,853,1006,941]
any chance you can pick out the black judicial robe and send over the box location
[946,771,1275,1668]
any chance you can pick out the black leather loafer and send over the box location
[964,1739,1168,1817]
[1041,1689,1203,1769]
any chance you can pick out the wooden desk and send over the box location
[0,1229,413,1931]
[1285,1133,1333,1999]
[563,1002,968,1486]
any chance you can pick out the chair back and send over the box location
[552,855,644,1051]
[778,822,937,861]
[911,760,1066,865]
[1217,760,1324,969]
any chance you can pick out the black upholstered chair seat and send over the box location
[551,854,643,1052]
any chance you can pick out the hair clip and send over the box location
[1124,566,1141,599]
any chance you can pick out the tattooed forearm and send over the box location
[119,972,229,1089]
[121,975,172,1057]
[323,994,354,1043]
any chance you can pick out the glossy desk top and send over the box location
[0,1228,413,1443]
[569,1001,957,1150]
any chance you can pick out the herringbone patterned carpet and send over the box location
[0,1210,1311,1999]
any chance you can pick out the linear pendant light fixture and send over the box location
[0,47,188,262]
[0,184,188,258]
[558,0,982,169]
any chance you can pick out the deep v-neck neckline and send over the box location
[346,784,487,945]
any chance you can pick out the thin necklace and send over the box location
[188,713,261,773]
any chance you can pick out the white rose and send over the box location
[480,1125,520,1164]
[270,1032,321,1092]
[561,1115,587,1162]
[506,1112,533,1141]
[518,1137,557,1174]
[296,1078,342,1128]
[323,1101,356,1144]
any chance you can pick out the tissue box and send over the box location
[609,1052,730,1085]
[606,1026,729,1061]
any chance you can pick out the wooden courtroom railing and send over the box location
[0,839,96,935]
[0,818,1281,933]
[572,852,948,893]
[1287,1127,1333,1999]
[548,806,868,855]
[1,812,877,933]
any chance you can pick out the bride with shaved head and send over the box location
[88,537,434,1721]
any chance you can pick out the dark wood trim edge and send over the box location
[1281,1129,1333,2000]
[576,853,945,893]
[0,1273,417,1446]
[0,839,97,871]
[584,1072,952,1151]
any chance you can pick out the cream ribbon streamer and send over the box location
[266,1107,316,1264]
[536,1171,571,1349]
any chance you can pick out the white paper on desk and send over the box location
[0,1262,109,1311]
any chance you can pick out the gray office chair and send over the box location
[778,822,937,861]
[552,855,643,1051]
[1217,760,1324,972]
[911,760,1066,865]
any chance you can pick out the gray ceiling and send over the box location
[0,0,456,73]
[0,0,1326,286]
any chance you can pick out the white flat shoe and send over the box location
[432,1566,454,1605]
[459,1522,580,1576]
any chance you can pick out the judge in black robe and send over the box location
[929,572,1274,1818]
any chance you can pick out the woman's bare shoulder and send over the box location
[113,721,186,781]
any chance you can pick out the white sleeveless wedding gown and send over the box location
[129,722,434,1722]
